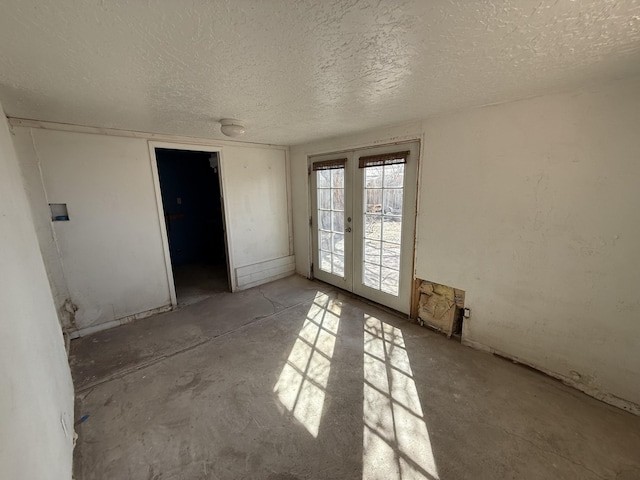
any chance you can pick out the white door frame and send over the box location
[148,141,235,307]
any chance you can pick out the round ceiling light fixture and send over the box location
[220,118,246,137]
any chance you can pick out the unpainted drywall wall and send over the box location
[290,77,640,413]
[13,127,292,334]
[0,106,74,478]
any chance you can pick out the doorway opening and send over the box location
[155,148,229,306]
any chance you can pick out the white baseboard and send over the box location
[69,304,173,339]
[462,337,640,416]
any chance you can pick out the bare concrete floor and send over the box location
[71,275,640,480]
[173,263,229,307]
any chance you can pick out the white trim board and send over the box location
[8,117,288,151]
[235,255,296,290]
[69,304,173,339]
[463,337,640,416]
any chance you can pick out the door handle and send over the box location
[345,227,352,233]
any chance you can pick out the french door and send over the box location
[310,142,419,313]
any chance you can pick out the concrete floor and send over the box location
[173,262,229,307]
[71,275,640,480]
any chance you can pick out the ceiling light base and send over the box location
[220,118,246,137]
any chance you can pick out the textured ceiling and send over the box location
[0,0,639,145]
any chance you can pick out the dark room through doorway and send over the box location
[155,148,229,306]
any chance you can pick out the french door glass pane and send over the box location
[334,233,345,254]
[317,168,345,277]
[317,170,331,188]
[333,189,345,211]
[381,267,400,295]
[383,164,404,187]
[319,189,331,209]
[364,262,381,289]
[333,254,345,276]
[383,189,403,217]
[362,164,405,295]
[320,250,331,272]
[364,239,381,265]
[320,231,331,251]
[381,242,401,270]
[332,211,344,232]
[320,210,331,230]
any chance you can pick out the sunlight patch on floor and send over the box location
[274,292,341,437]
[363,315,439,480]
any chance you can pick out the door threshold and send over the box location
[310,277,410,321]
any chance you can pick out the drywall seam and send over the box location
[462,338,640,416]
[8,118,288,150]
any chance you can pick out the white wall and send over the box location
[13,126,292,335]
[13,128,82,331]
[14,129,173,334]
[0,107,74,478]
[291,77,640,413]
[222,145,292,271]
